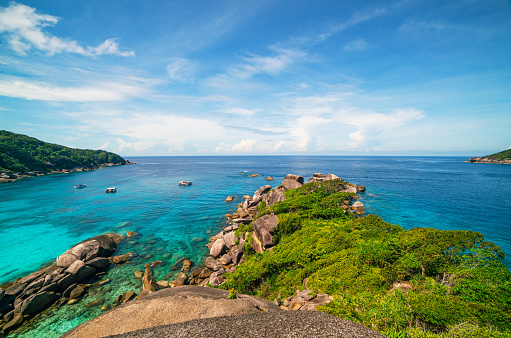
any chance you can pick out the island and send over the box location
[467,148,511,164]
[0,130,133,183]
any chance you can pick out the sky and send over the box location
[0,0,510,156]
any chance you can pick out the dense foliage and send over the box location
[0,130,125,173]
[484,149,511,160]
[222,180,511,337]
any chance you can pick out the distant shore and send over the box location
[466,157,511,164]
[0,160,135,184]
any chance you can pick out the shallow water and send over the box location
[1,156,510,336]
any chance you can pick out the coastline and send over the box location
[0,160,135,184]
[466,157,511,164]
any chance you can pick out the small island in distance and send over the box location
[467,149,511,164]
[0,130,133,183]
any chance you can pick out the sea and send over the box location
[0,156,510,336]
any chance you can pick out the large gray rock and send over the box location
[205,256,220,271]
[281,174,304,191]
[223,231,238,248]
[268,187,286,206]
[15,291,56,316]
[56,234,122,268]
[66,260,86,274]
[252,214,279,250]
[85,257,110,269]
[251,185,272,206]
[209,238,227,258]
[1,313,23,333]
[4,283,26,297]
[325,173,339,180]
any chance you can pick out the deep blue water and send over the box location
[0,156,510,336]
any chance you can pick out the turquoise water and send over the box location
[1,156,510,336]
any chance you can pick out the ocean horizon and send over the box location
[1,155,510,336]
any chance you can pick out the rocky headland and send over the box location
[466,148,511,164]
[466,157,511,164]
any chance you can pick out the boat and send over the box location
[106,187,117,193]
[178,181,192,186]
[74,184,86,189]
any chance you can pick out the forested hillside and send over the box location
[222,179,511,337]
[484,149,511,160]
[0,130,125,173]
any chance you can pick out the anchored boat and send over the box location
[178,181,192,186]
[105,187,117,193]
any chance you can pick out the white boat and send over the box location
[74,184,86,189]
[178,181,192,186]
[106,187,117,193]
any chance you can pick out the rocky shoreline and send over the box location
[0,172,367,336]
[0,160,135,184]
[466,157,511,164]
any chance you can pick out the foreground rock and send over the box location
[62,286,280,337]
[62,286,384,338]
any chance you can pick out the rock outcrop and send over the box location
[0,233,121,335]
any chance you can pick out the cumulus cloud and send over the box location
[333,107,425,148]
[0,79,146,102]
[98,142,110,150]
[116,138,152,152]
[0,3,134,56]
[344,39,368,51]
[290,116,331,152]
[166,58,196,82]
[216,139,257,153]
[72,111,226,153]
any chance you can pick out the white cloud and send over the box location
[290,116,331,151]
[71,111,226,153]
[228,48,306,79]
[166,58,196,82]
[221,107,259,116]
[333,107,425,147]
[0,3,134,57]
[317,6,387,42]
[0,79,147,102]
[98,142,110,150]
[117,138,152,152]
[344,39,368,51]
[215,139,257,153]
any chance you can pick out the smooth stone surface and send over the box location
[16,291,56,316]
[209,238,227,258]
[62,286,282,338]
[63,288,384,338]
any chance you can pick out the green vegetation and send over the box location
[483,149,511,160]
[221,179,511,337]
[0,130,125,173]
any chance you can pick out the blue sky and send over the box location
[0,0,510,156]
